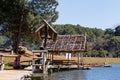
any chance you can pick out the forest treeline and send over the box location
[53,24,120,57]
[0,24,120,57]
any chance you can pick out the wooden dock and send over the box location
[0,70,31,80]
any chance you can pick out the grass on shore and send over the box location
[3,56,120,69]
[82,57,120,64]
[52,55,120,64]
[3,57,14,69]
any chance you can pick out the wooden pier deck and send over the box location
[0,70,31,80]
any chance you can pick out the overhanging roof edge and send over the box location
[35,18,57,34]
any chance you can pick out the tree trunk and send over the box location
[12,8,24,54]
[12,32,20,53]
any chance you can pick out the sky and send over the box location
[54,0,120,30]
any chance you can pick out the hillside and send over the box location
[53,24,120,57]
[1,24,120,58]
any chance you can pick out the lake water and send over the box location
[35,64,120,80]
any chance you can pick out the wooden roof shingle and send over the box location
[46,35,87,52]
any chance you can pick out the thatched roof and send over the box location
[46,35,87,52]
[35,18,57,41]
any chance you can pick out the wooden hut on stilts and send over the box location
[45,35,87,70]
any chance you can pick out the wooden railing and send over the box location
[0,55,4,70]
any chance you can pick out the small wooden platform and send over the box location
[0,70,31,80]
[52,60,77,65]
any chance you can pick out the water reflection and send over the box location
[33,64,120,80]
[48,70,87,80]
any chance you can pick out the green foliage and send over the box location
[99,48,108,57]
[29,0,58,22]
[0,0,58,53]
[105,28,115,36]
[115,25,120,36]
[114,50,120,57]
[53,24,120,57]
[0,36,9,46]
[53,24,104,42]
[106,36,120,51]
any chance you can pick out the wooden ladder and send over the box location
[32,50,48,76]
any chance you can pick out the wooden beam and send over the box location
[32,50,48,53]
[77,53,80,69]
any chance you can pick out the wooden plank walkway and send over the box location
[0,70,31,80]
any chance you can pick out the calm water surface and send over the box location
[36,64,120,80]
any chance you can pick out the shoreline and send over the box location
[81,57,120,64]
[52,55,120,64]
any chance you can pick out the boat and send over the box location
[103,62,112,67]
[104,64,112,67]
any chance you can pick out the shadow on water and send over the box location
[48,70,87,80]
[32,70,87,80]
[32,75,48,80]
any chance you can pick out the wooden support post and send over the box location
[0,55,4,70]
[48,52,51,61]
[51,52,54,65]
[81,52,83,65]
[47,53,49,60]
[32,52,35,73]
[77,53,80,69]
[68,53,69,66]
[43,52,45,74]
[50,52,52,61]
